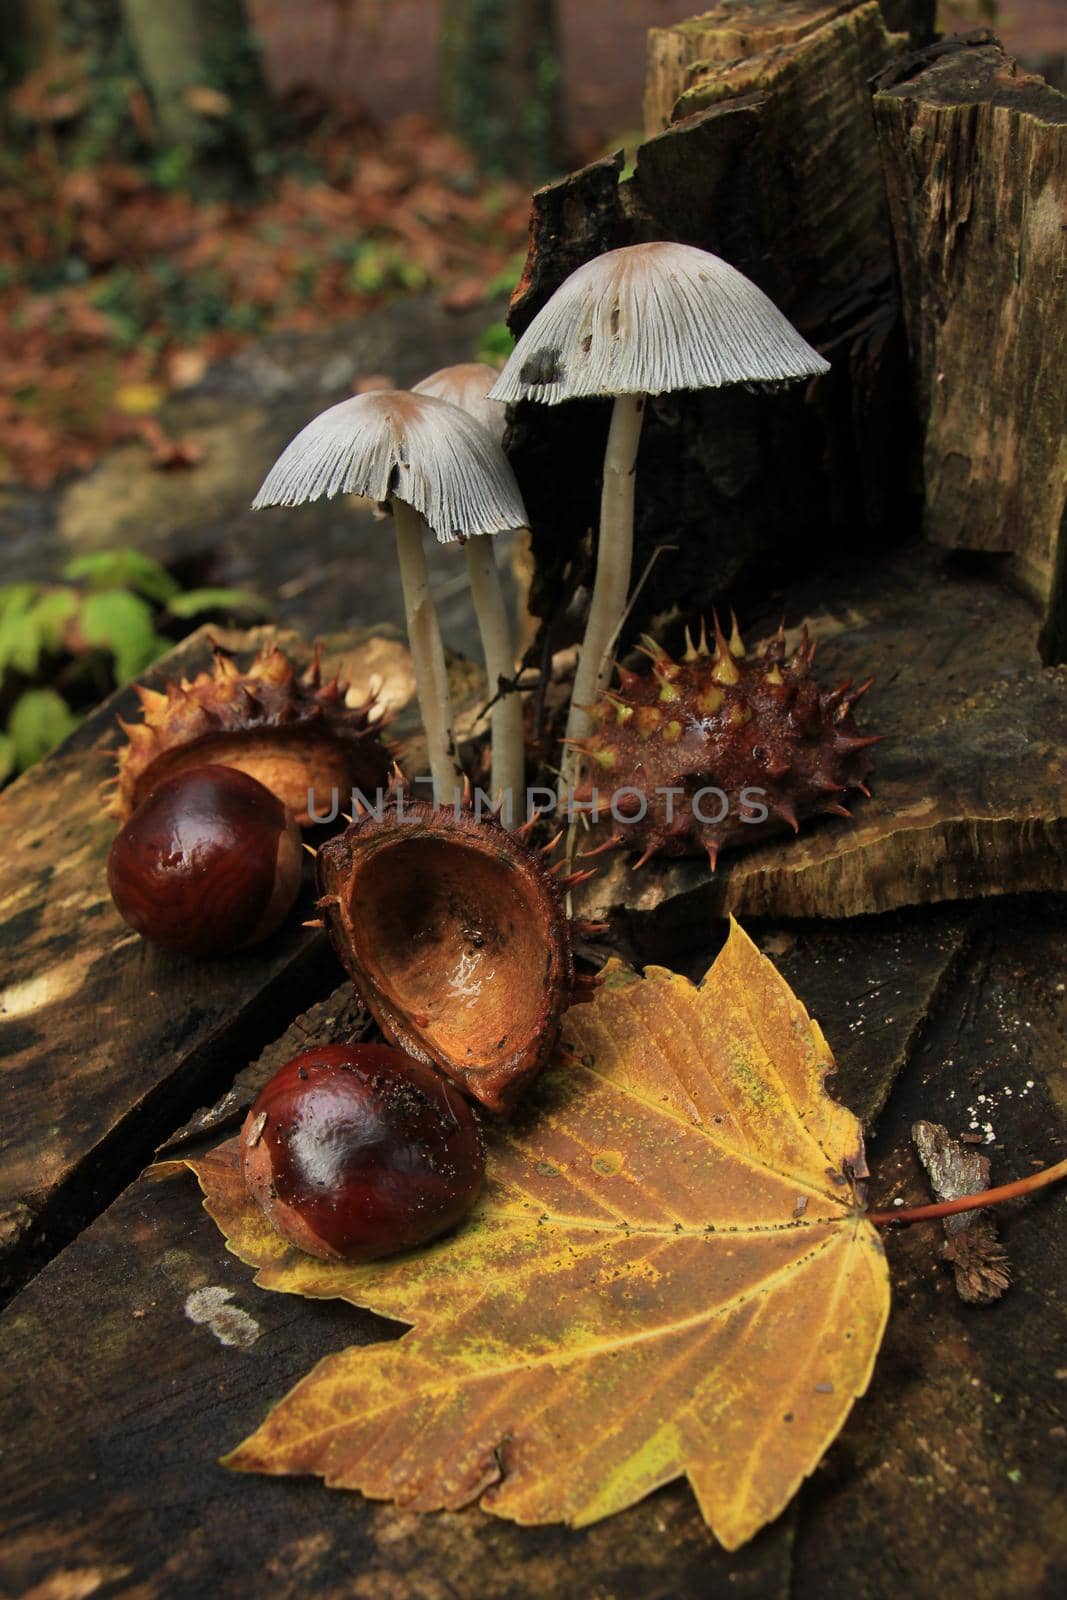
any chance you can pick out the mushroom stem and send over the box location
[560,392,646,799]
[465,535,525,826]
[391,498,463,804]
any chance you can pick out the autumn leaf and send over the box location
[183,919,889,1550]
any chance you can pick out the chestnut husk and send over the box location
[576,617,880,870]
[111,642,391,826]
[316,801,599,1114]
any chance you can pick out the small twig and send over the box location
[868,1157,1067,1226]
[476,669,541,721]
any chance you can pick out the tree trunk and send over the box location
[1,0,63,91]
[873,30,1067,661]
[119,0,267,177]
[440,0,561,181]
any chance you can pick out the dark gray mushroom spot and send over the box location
[520,347,565,387]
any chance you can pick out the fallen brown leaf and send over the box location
[183,919,889,1550]
[136,417,204,470]
[912,1120,1011,1303]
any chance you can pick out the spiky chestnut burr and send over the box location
[110,642,391,826]
[314,793,602,1114]
[241,1044,485,1262]
[571,617,880,871]
[107,765,303,955]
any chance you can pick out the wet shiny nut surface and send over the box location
[240,1043,485,1262]
[107,764,302,956]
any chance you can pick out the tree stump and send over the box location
[873,31,1067,661]
[507,1,919,655]
[642,0,934,134]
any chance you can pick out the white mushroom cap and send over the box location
[413,362,507,445]
[488,241,830,406]
[251,389,527,544]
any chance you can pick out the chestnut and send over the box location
[107,764,302,956]
[240,1044,485,1262]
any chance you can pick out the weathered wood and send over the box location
[790,898,1067,1599]
[689,906,975,1128]
[873,32,1067,659]
[574,545,1067,936]
[158,981,371,1157]
[0,621,469,1304]
[0,626,318,1300]
[643,1,934,132]
[506,1,916,658]
[0,899,1008,1600]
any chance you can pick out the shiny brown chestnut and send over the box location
[240,1043,485,1261]
[107,764,302,956]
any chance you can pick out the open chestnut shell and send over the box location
[111,642,391,826]
[316,802,599,1114]
[240,1043,484,1261]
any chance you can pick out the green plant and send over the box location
[476,320,515,365]
[0,549,271,784]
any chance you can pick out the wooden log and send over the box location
[573,544,1067,940]
[0,621,467,1305]
[872,32,1067,661]
[0,901,998,1600]
[506,1,916,659]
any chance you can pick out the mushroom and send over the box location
[252,389,527,805]
[412,363,525,823]
[488,241,830,797]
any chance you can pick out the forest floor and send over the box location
[0,113,529,491]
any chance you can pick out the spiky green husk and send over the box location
[572,618,879,871]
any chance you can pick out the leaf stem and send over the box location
[867,1157,1067,1226]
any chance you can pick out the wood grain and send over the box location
[873,31,1067,654]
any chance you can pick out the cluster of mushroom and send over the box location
[251,239,831,827]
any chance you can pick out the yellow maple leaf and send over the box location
[184,919,890,1550]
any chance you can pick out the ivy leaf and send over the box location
[62,548,180,605]
[79,589,169,684]
[182,921,890,1551]
[166,587,270,620]
[476,320,515,365]
[0,586,42,677]
[27,588,80,653]
[7,688,80,770]
[0,733,14,784]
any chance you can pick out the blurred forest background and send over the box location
[1,0,1060,489]
[0,0,1061,782]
